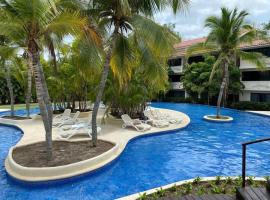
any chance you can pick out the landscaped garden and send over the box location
[1,0,270,200]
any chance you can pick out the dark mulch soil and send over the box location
[13,140,114,167]
[2,115,31,120]
[139,177,267,200]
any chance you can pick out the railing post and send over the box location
[242,144,246,188]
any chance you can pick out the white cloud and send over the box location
[154,0,270,40]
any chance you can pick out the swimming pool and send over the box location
[0,103,270,200]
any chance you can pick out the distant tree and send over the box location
[182,55,244,104]
[187,8,266,118]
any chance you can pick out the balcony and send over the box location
[242,81,270,91]
[169,65,183,74]
[240,58,270,70]
[171,82,184,90]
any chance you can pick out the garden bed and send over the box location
[137,176,268,200]
[204,115,233,122]
[12,140,114,167]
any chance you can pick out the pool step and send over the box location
[236,187,270,200]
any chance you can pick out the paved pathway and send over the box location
[247,111,270,117]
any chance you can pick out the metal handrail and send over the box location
[242,137,270,187]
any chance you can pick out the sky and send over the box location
[154,0,270,40]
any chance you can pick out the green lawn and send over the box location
[0,103,39,110]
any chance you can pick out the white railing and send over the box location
[170,65,183,74]
[242,81,270,91]
[240,58,270,70]
[171,82,184,90]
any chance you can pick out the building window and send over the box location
[168,58,182,66]
[242,70,270,81]
[251,93,270,102]
[188,56,204,64]
[169,75,182,82]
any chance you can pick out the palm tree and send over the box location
[0,0,91,159]
[187,8,266,118]
[0,39,16,117]
[89,0,189,147]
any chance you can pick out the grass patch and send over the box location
[138,176,267,200]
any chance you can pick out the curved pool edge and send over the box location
[118,176,266,200]
[5,141,120,182]
[2,108,190,182]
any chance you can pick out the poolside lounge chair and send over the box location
[56,111,80,127]
[143,111,170,128]
[57,122,101,140]
[53,109,71,127]
[121,114,151,132]
[150,109,182,124]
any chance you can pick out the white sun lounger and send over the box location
[57,123,101,140]
[151,109,182,124]
[56,111,80,127]
[121,114,151,132]
[53,109,71,127]
[143,111,170,128]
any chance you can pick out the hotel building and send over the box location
[167,38,270,102]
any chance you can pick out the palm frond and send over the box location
[186,42,217,58]
[238,50,267,70]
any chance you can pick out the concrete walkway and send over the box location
[247,111,270,117]
[0,109,10,112]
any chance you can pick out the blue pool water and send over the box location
[0,107,40,117]
[0,103,270,200]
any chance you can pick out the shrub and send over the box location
[230,101,270,111]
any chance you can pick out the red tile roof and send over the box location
[172,37,270,57]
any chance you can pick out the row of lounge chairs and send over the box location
[52,108,183,140]
[121,109,182,132]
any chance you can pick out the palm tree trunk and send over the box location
[91,47,112,147]
[4,61,14,117]
[216,62,229,118]
[25,57,32,118]
[29,43,53,159]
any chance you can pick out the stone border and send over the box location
[203,115,233,122]
[118,176,266,200]
[5,140,119,182]
[2,108,190,182]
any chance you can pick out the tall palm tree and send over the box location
[89,0,189,147]
[187,8,266,118]
[0,0,92,159]
[0,40,17,117]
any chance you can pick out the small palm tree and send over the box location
[0,0,92,159]
[89,0,189,147]
[187,7,266,118]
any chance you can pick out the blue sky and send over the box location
[154,0,270,40]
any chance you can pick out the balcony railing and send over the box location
[171,82,184,90]
[170,65,183,74]
[240,58,270,70]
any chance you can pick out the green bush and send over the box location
[163,97,194,103]
[230,101,270,111]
